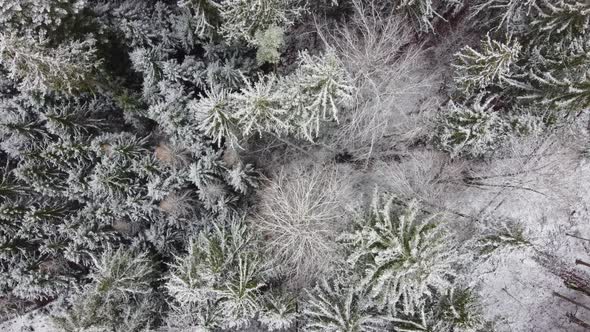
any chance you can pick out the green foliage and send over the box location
[477,218,531,257]
[454,34,521,94]
[53,248,157,332]
[165,221,266,329]
[342,193,457,315]
[0,91,254,307]
[302,277,389,332]
[390,287,485,331]
[468,0,590,116]
[391,308,450,332]
[254,25,285,65]
[88,247,154,302]
[395,0,437,33]
[287,50,355,140]
[434,96,507,158]
[197,50,355,142]
[0,33,101,94]
[259,292,297,331]
[519,68,590,113]
[220,0,302,43]
[439,287,484,330]
[233,74,290,137]
[177,0,222,36]
[192,87,238,146]
[0,0,86,33]
[0,0,511,329]
[530,0,590,43]
[470,0,535,32]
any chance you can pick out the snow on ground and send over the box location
[0,308,55,332]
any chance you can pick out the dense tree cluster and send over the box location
[440,0,590,157]
[1,0,590,331]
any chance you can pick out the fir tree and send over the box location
[470,0,535,33]
[287,50,355,141]
[434,95,507,158]
[302,277,389,332]
[165,221,266,329]
[232,74,289,137]
[254,25,285,65]
[0,0,87,33]
[476,217,531,257]
[341,194,457,315]
[219,0,301,44]
[53,248,158,332]
[518,67,590,114]
[530,0,590,43]
[195,50,354,144]
[0,33,101,94]
[191,87,238,147]
[258,292,297,331]
[453,34,521,94]
[395,0,437,33]
[177,0,222,37]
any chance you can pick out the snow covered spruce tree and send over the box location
[0,0,554,329]
[467,0,590,115]
[302,276,389,332]
[195,49,355,144]
[0,89,256,310]
[453,34,521,94]
[165,220,297,330]
[437,0,590,158]
[434,95,508,158]
[0,1,261,324]
[298,191,486,331]
[0,0,87,34]
[341,194,458,315]
[0,33,101,94]
[53,248,157,332]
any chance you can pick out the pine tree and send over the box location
[287,50,355,141]
[0,0,267,327]
[530,0,590,43]
[470,0,535,33]
[100,0,196,50]
[476,217,531,257]
[0,0,87,33]
[177,0,222,37]
[453,34,521,94]
[0,33,101,94]
[191,87,238,147]
[518,67,590,114]
[195,50,354,143]
[219,0,301,44]
[232,74,290,137]
[217,253,265,328]
[302,277,388,332]
[389,287,485,331]
[165,221,265,329]
[438,287,485,330]
[391,308,449,332]
[434,95,507,158]
[254,25,285,65]
[53,248,157,332]
[341,194,457,315]
[258,292,297,331]
[0,96,49,157]
[395,0,437,33]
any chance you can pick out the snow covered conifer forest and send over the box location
[1,0,590,331]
